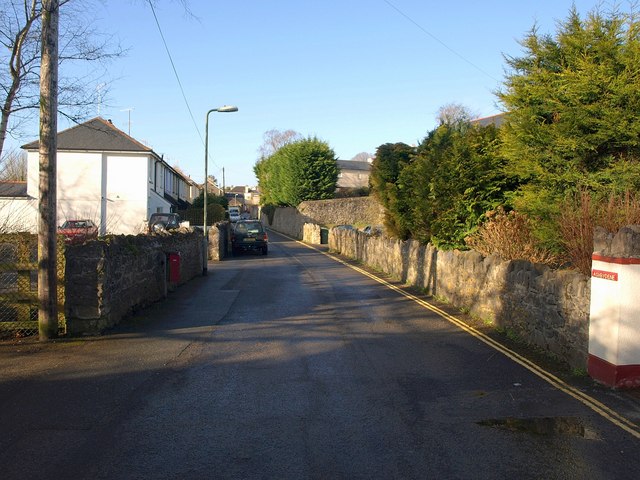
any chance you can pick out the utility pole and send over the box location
[38,0,59,340]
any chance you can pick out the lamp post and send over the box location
[204,105,238,275]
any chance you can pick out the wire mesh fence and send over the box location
[0,234,65,339]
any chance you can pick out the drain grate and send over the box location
[477,416,586,437]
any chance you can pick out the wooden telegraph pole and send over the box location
[38,0,59,340]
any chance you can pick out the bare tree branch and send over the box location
[257,129,302,160]
[0,148,27,180]
[0,0,125,158]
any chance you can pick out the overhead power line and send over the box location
[382,0,500,82]
[147,1,215,166]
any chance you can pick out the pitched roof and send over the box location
[471,113,507,128]
[337,160,371,172]
[0,181,28,197]
[21,117,154,153]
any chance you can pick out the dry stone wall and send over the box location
[208,221,231,260]
[263,197,384,239]
[329,228,591,369]
[303,223,322,244]
[297,197,384,227]
[266,207,307,239]
[65,229,204,334]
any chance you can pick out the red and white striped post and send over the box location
[588,226,640,388]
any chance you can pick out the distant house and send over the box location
[226,186,246,208]
[0,181,35,233]
[204,177,223,197]
[471,112,507,128]
[336,159,372,191]
[7,117,196,235]
[225,186,262,208]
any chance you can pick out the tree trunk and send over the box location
[0,85,18,162]
[38,0,59,340]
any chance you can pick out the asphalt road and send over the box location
[1,230,640,479]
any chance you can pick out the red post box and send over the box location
[168,252,181,283]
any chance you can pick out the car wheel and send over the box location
[152,221,167,232]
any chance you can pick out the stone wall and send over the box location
[329,228,591,369]
[263,196,384,239]
[298,197,383,226]
[264,206,307,239]
[65,229,204,335]
[208,221,231,260]
[303,223,322,244]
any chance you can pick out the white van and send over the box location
[228,206,241,222]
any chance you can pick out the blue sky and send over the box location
[11,0,604,186]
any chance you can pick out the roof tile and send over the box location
[21,117,153,153]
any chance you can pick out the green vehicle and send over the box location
[231,220,268,255]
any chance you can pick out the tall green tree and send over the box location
[369,142,415,238]
[191,191,227,209]
[401,123,513,248]
[498,5,640,243]
[254,137,338,206]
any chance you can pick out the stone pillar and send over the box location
[303,223,321,244]
[588,226,640,388]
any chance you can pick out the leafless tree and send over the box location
[0,198,36,232]
[0,148,27,180]
[350,151,373,162]
[257,128,302,159]
[0,0,125,159]
[436,102,477,126]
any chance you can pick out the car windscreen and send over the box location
[235,222,262,234]
[245,223,262,233]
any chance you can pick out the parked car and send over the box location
[58,219,98,244]
[333,224,355,231]
[231,220,268,255]
[228,206,241,223]
[362,225,382,236]
[148,213,181,232]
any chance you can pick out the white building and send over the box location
[2,117,197,235]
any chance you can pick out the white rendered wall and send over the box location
[26,150,157,235]
[589,259,622,364]
[0,198,37,233]
[23,149,188,235]
[57,151,103,226]
[589,259,640,365]
[105,154,149,234]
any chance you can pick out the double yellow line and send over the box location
[288,234,640,440]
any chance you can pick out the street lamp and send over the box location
[204,105,238,275]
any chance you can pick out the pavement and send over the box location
[0,270,238,418]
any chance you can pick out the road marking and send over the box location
[278,232,640,440]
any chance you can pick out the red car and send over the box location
[58,219,99,244]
